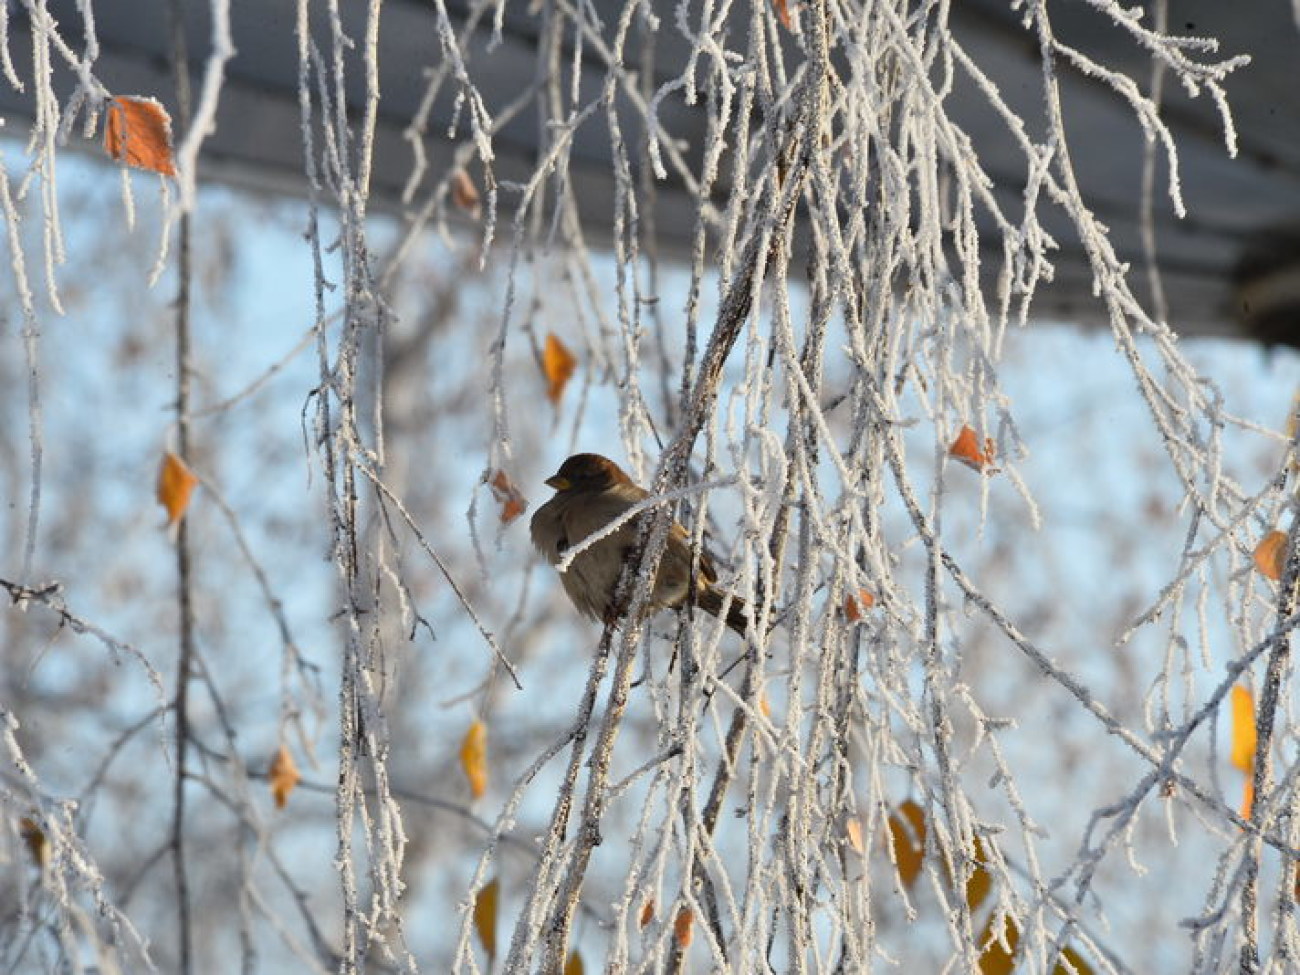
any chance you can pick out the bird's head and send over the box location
[545,453,634,492]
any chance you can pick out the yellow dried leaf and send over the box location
[965,835,992,913]
[473,877,499,960]
[975,915,1093,974]
[269,745,301,810]
[460,719,488,799]
[845,816,865,856]
[1230,685,1257,774]
[157,451,199,527]
[542,333,577,405]
[1057,944,1096,975]
[489,469,528,525]
[104,96,177,176]
[978,914,1020,975]
[564,949,584,975]
[1253,530,1288,581]
[1288,390,1300,467]
[886,799,926,888]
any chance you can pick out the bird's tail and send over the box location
[696,585,750,636]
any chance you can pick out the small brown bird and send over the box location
[530,453,748,634]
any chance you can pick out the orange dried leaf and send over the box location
[886,799,926,888]
[19,817,48,868]
[758,689,772,719]
[451,169,482,220]
[978,914,1020,975]
[269,745,301,810]
[844,589,875,621]
[104,96,177,176]
[460,719,489,799]
[157,451,199,527]
[1241,777,1255,820]
[639,898,656,928]
[673,907,694,947]
[965,835,992,912]
[949,425,996,471]
[489,469,528,525]
[845,816,865,856]
[773,0,792,30]
[473,877,499,960]
[1253,530,1288,581]
[1230,685,1257,774]
[542,333,577,405]
[563,950,584,975]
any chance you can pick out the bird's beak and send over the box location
[545,474,571,491]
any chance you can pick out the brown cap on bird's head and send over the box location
[544,453,634,492]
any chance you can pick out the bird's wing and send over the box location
[559,485,718,585]
[560,486,645,552]
[529,498,568,564]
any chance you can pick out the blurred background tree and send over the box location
[1,2,1298,973]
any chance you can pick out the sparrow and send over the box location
[530,453,749,634]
